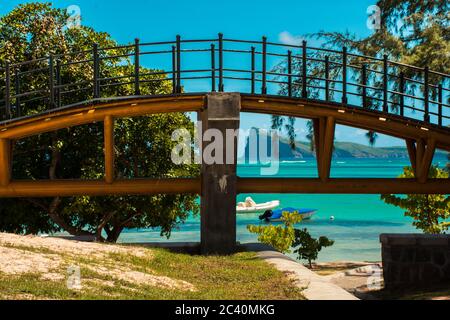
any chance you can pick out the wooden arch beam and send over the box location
[405,138,436,183]
[313,116,335,181]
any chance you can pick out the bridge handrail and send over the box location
[0,34,449,128]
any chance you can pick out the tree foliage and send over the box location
[293,228,334,268]
[247,212,302,253]
[381,166,450,234]
[0,3,199,241]
[272,0,449,148]
[248,212,334,264]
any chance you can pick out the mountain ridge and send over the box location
[241,131,448,160]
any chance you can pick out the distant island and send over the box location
[241,130,448,161]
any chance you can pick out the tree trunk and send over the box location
[95,211,115,242]
[106,224,124,243]
[47,197,93,237]
[45,134,94,238]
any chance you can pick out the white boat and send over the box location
[236,197,280,214]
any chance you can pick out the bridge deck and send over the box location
[0,36,449,197]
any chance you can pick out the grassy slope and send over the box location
[0,242,304,300]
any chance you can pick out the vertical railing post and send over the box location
[438,83,442,126]
[302,40,307,98]
[171,46,176,94]
[93,43,100,99]
[287,50,292,97]
[134,38,140,96]
[14,68,21,117]
[210,44,216,92]
[104,115,115,184]
[261,36,267,95]
[5,61,11,119]
[383,54,388,113]
[399,72,405,117]
[49,55,55,109]
[324,55,329,101]
[56,60,62,108]
[362,63,367,108]
[176,35,181,94]
[342,47,347,105]
[218,33,224,92]
[0,138,11,186]
[251,46,255,94]
[423,66,430,123]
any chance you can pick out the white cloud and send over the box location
[278,31,305,46]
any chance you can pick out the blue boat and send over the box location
[259,207,317,222]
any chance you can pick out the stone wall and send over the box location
[380,234,450,290]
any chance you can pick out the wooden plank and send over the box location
[0,138,11,186]
[416,138,425,181]
[0,96,204,140]
[320,116,335,182]
[312,118,322,177]
[405,139,417,175]
[237,178,450,194]
[240,97,450,152]
[0,176,448,197]
[0,178,201,197]
[104,115,115,184]
[418,138,436,183]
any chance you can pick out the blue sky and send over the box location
[0,0,407,146]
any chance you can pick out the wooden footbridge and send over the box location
[0,35,449,253]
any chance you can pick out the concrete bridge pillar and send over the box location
[199,93,241,254]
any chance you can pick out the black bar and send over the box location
[287,50,292,97]
[93,43,99,98]
[49,55,55,109]
[210,44,216,92]
[342,47,347,104]
[399,72,405,117]
[56,60,62,109]
[5,61,11,119]
[218,33,224,92]
[251,46,255,94]
[438,83,442,126]
[14,68,21,117]
[261,36,267,95]
[383,54,388,112]
[134,38,140,95]
[302,40,307,98]
[171,46,176,94]
[176,35,181,93]
[423,66,430,123]
[362,63,367,108]
[324,55,329,101]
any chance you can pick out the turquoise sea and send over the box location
[119,158,447,262]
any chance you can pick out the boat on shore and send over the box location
[259,207,317,222]
[236,197,280,214]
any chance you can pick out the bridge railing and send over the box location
[0,35,449,128]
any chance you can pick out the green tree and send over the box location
[0,3,199,241]
[381,166,450,234]
[248,213,334,264]
[273,0,449,148]
[247,212,302,253]
[292,228,334,268]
